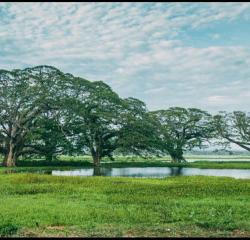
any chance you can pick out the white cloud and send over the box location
[211,33,220,40]
[0,2,250,113]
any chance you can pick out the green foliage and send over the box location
[150,107,214,162]
[213,111,250,151]
[25,111,72,160]
[0,66,73,166]
[66,80,124,164]
[116,98,160,157]
[0,174,249,237]
[65,81,158,165]
[0,65,249,167]
[0,223,19,237]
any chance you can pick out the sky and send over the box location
[0,2,250,114]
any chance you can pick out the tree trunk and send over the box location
[170,149,187,163]
[91,146,102,167]
[2,142,16,167]
[92,154,101,167]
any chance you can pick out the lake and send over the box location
[51,167,250,179]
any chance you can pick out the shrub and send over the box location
[0,223,19,237]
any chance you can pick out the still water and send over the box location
[51,167,250,179]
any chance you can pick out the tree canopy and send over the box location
[213,111,250,152]
[0,65,247,167]
[0,66,69,166]
[150,107,213,162]
[0,66,159,166]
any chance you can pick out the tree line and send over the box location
[0,66,249,167]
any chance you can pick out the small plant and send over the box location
[0,223,19,237]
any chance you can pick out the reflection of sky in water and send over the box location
[53,169,94,176]
[181,168,250,179]
[52,167,250,179]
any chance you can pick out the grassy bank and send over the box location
[103,160,250,169]
[1,154,250,172]
[0,174,249,237]
[1,159,250,174]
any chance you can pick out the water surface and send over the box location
[52,167,250,179]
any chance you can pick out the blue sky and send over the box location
[1,2,250,113]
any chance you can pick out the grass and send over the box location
[0,174,249,237]
[0,155,249,236]
[1,158,250,174]
[102,160,250,169]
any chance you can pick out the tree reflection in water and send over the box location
[170,167,183,176]
[93,167,112,176]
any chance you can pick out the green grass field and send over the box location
[0,174,249,237]
[0,155,250,237]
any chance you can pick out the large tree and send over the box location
[0,65,157,167]
[65,80,123,166]
[0,66,69,166]
[150,107,213,163]
[66,79,158,166]
[213,111,250,151]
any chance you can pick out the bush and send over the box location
[0,223,19,237]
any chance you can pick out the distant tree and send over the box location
[150,107,213,163]
[213,111,250,152]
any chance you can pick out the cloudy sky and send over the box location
[1,2,250,113]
